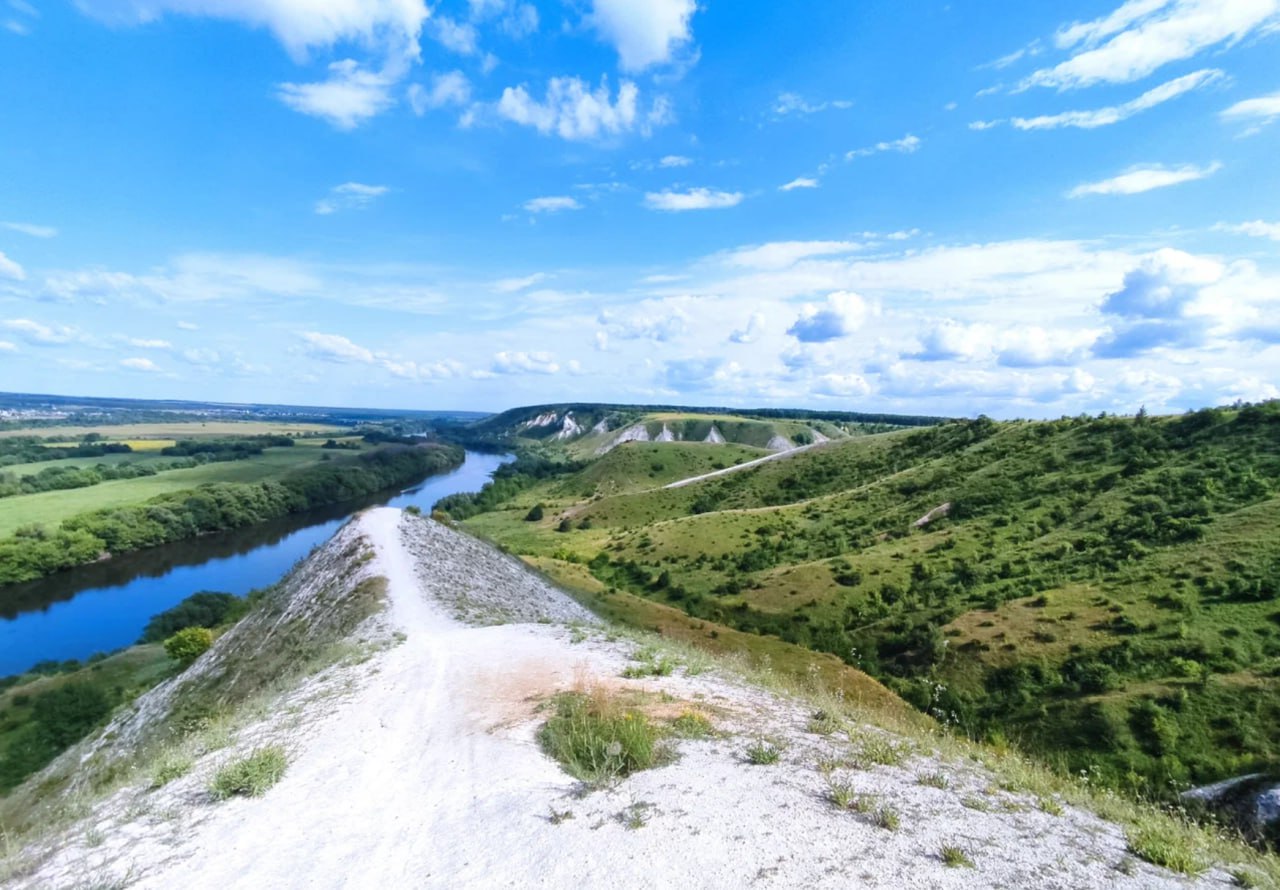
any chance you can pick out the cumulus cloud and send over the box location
[120,357,161,372]
[2,221,57,238]
[787,292,868,343]
[1010,69,1222,129]
[813,373,872,398]
[588,0,696,71]
[1068,162,1221,197]
[314,182,390,215]
[407,71,471,114]
[846,134,920,159]
[779,177,819,191]
[126,337,173,349]
[1094,248,1227,356]
[498,77,666,141]
[300,331,376,363]
[1023,0,1280,90]
[729,312,764,344]
[662,356,740,391]
[299,331,461,380]
[598,302,687,342]
[643,188,743,211]
[491,350,560,374]
[278,60,396,130]
[429,15,477,55]
[0,251,24,281]
[659,155,692,167]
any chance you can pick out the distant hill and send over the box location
[453,402,1280,807]
[448,402,948,456]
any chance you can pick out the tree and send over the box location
[525,504,545,522]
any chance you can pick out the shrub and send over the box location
[941,845,975,868]
[165,627,214,667]
[524,504,545,522]
[140,591,245,643]
[538,691,666,787]
[745,739,782,765]
[209,746,288,800]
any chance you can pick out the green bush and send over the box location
[140,591,245,643]
[165,627,214,667]
[525,504,545,522]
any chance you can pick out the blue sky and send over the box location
[1,0,1278,418]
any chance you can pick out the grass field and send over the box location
[0,447,345,536]
[2,453,172,478]
[0,421,345,440]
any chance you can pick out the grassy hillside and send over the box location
[451,402,1280,802]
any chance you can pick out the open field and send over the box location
[2,453,172,477]
[0,447,344,536]
[0,421,345,440]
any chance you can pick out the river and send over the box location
[0,450,510,676]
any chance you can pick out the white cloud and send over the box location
[0,251,24,281]
[969,119,1002,130]
[588,0,696,71]
[1,221,57,238]
[2,318,75,344]
[846,135,921,159]
[120,357,161,373]
[1024,0,1280,90]
[278,60,395,130]
[1216,220,1280,240]
[127,337,172,349]
[300,331,376,363]
[1011,68,1222,129]
[492,272,549,292]
[643,188,743,211]
[407,71,471,114]
[788,292,868,343]
[429,15,477,55]
[498,77,656,141]
[813,373,872,398]
[598,302,687,343]
[314,182,390,215]
[1220,90,1280,129]
[492,350,560,374]
[779,177,819,191]
[177,321,199,330]
[1068,161,1221,197]
[523,196,582,213]
[180,347,220,365]
[659,154,692,167]
[0,340,14,352]
[75,0,429,61]
[724,241,861,271]
[771,92,853,117]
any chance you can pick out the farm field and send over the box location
[0,421,345,440]
[0,447,340,537]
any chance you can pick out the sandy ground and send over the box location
[7,508,1237,889]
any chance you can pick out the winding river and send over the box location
[0,450,509,676]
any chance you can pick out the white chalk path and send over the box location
[56,508,1223,890]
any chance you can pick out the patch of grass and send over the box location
[1127,821,1205,876]
[941,845,975,868]
[961,795,992,812]
[1232,867,1262,888]
[208,746,288,801]
[618,801,653,830]
[621,646,676,678]
[850,732,908,768]
[873,806,900,831]
[667,710,714,739]
[917,771,950,789]
[149,750,194,789]
[826,780,860,810]
[744,738,783,765]
[538,690,668,788]
[1038,796,1064,816]
[547,807,575,825]
[807,710,843,735]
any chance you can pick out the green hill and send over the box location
[450,402,1280,803]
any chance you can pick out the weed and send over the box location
[961,795,991,812]
[807,710,843,735]
[547,807,575,825]
[150,750,194,789]
[941,845,975,868]
[873,806,901,831]
[744,739,782,765]
[208,746,288,801]
[538,690,668,787]
[1038,797,1064,816]
[1127,822,1205,876]
[917,771,950,789]
[621,647,676,678]
[849,733,907,768]
[1232,867,1262,888]
[618,801,653,830]
[668,711,714,739]
[826,780,859,809]
[815,755,848,775]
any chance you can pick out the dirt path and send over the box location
[663,441,826,490]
